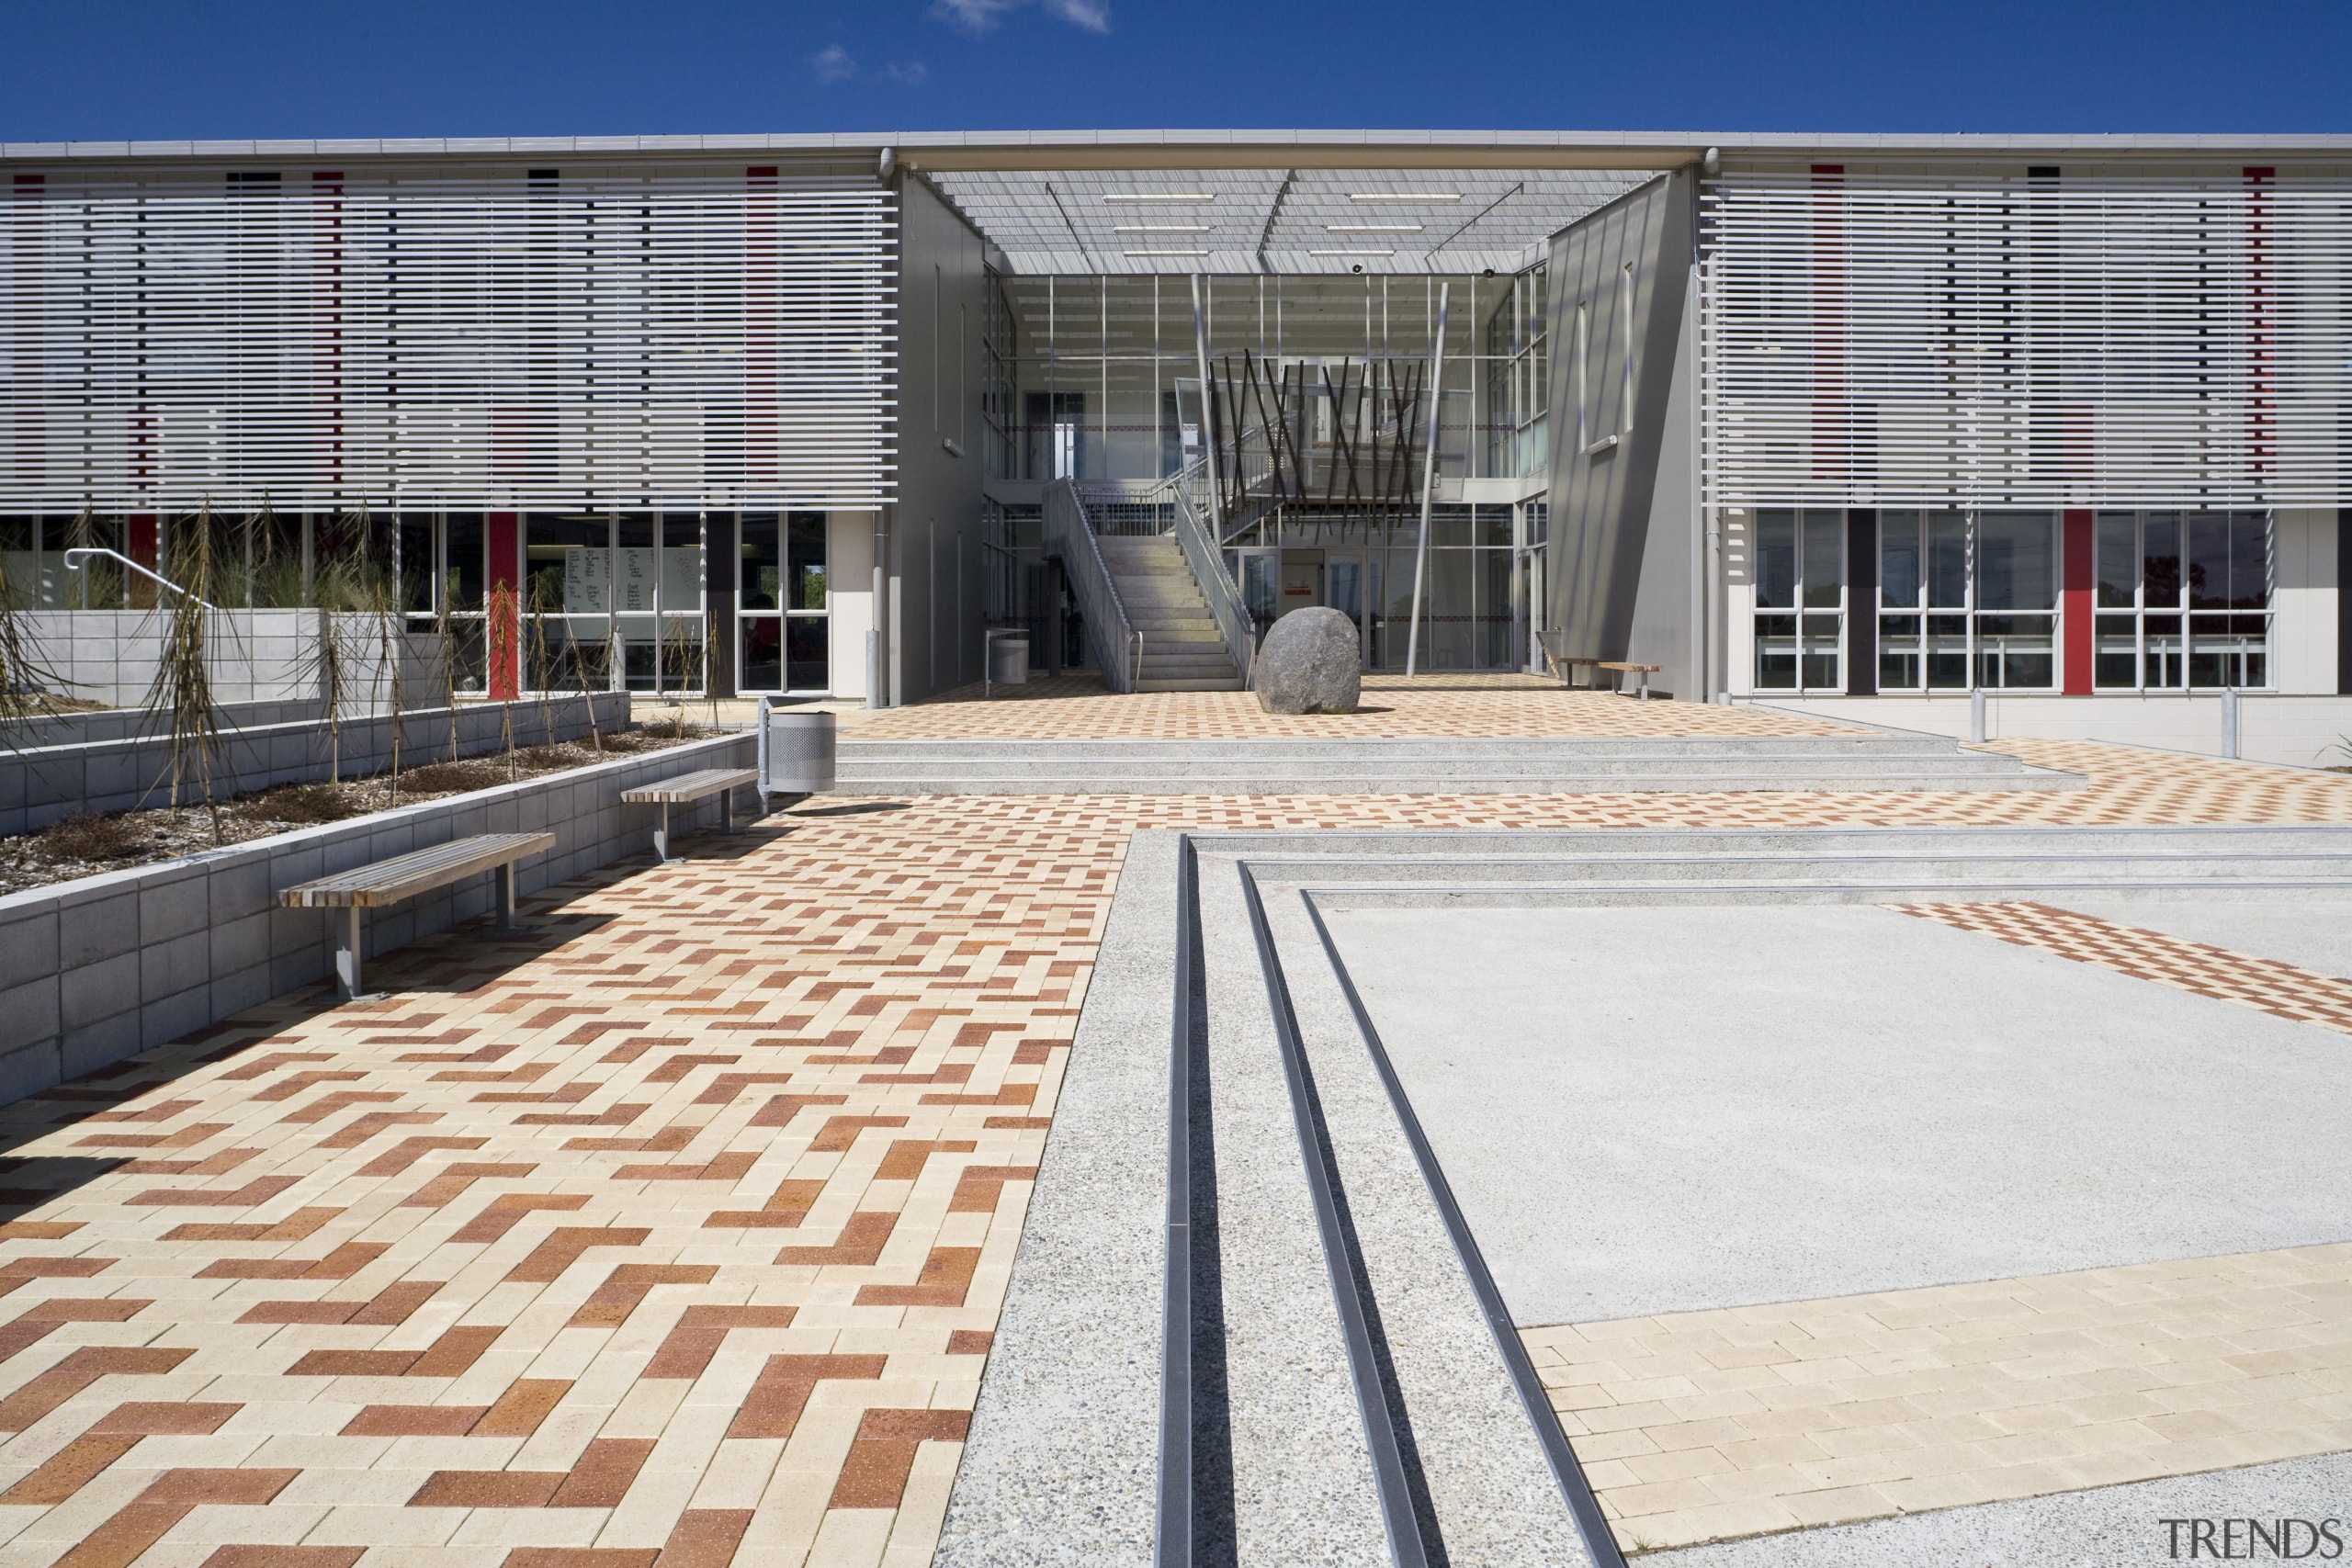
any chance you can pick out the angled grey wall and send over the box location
[1542,170,1698,693]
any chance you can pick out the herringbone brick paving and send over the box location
[1896,901,2352,1034]
[0,720,2346,1568]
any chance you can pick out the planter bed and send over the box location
[0,728,758,1107]
[0,718,721,897]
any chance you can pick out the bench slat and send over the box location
[280,831,557,908]
[620,768,758,806]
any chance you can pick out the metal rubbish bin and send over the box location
[758,702,836,796]
[989,634,1030,687]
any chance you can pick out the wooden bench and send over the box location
[281,831,556,1001]
[1534,631,1603,688]
[620,768,759,863]
[1598,660,1665,700]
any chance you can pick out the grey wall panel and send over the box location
[891,176,994,704]
[1542,171,1696,668]
[1623,270,1700,699]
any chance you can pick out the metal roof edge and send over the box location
[6,128,2351,164]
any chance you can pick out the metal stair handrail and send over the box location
[1042,479,1145,694]
[62,547,216,609]
[1168,476,1255,688]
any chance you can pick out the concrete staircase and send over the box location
[1093,534,1244,693]
[833,733,2085,795]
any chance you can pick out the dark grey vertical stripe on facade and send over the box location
[707,523,740,698]
[2340,509,2352,696]
[1847,510,1878,696]
[1540,170,1695,663]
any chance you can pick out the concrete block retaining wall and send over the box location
[9,697,328,750]
[1,692,632,836]
[0,730,755,1106]
[18,609,442,708]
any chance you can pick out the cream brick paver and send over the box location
[0,705,2347,1568]
[1523,1244,2352,1553]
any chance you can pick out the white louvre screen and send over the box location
[0,164,896,511]
[1702,167,2349,508]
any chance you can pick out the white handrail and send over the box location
[1169,480,1255,687]
[62,547,216,610]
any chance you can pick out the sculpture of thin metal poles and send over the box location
[1190,276,1223,536]
[1405,281,1451,679]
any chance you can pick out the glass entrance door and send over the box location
[1327,552,1371,669]
[1229,547,1279,645]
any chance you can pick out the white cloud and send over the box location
[810,44,856,83]
[880,61,931,85]
[1041,0,1111,28]
[932,0,1109,34]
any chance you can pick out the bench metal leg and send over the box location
[334,907,363,1002]
[495,862,517,930]
[654,802,672,863]
[720,787,736,836]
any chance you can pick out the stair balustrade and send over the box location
[1042,479,1145,694]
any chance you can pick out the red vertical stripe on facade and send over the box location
[11,175,42,490]
[488,513,521,698]
[2062,509,2094,695]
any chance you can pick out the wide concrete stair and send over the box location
[950,821,2352,1565]
[1093,533,1244,692]
[833,732,2084,795]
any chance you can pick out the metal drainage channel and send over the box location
[1154,835,1628,1568]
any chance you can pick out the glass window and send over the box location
[1753,509,1842,691]
[444,513,484,614]
[1880,512,1920,608]
[738,512,827,694]
[398,517,435,616]
[2094,513,2137,608]
[2093,511,2271,690]
[788,512,827,611]
[1927,512,1969,608]
[527,514,610,615]
[1976,513,2055,612]
[1756,511,1797,609]
[740,513,780,611]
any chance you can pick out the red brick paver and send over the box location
[0,733,2346,1567]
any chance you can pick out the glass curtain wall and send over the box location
[1753,508,1847,690]
[983,270,1544,485]
[2095,512,2272,688]
[738,512,827,694]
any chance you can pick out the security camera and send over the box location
[1351,263,1363,274]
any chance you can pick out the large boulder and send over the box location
[1254,607,1363,714]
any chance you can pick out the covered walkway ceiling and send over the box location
[925,165,1658,275]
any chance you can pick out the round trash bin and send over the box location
[763,707,836,795]
[989,634,1030,687]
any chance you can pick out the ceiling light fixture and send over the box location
[1325,224,1423,232]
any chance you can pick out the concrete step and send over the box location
[840,753,2043,781]
[838,735,2001,761]
[1135,678,1250,693]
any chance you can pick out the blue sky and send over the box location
[3,0,2346,142]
